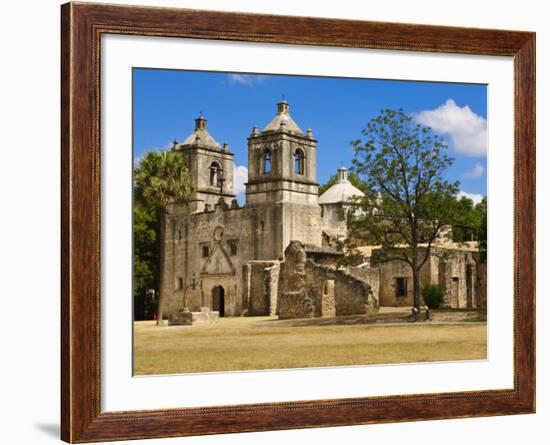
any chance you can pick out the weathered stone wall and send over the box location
[281,202,323,249]
[244,261,280,315]
[265,263,280,316]
[374,257,417,307]
[347,265,380,304]
[475,261,487,308]
[320,279,336,317]
[277,241,377,319]
[279,291,316,319]
[161,201,254,319]
[435,250,477,309]
[319,203,348,246]
[371,247,478,309]
[180,147,235,213]
[276,241,310,319]
[305,261,378,316]
[277,241,307,294]
[247,132,317,188]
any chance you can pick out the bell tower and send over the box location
[174,114,235,212]
[246,100,321,258]
[246,100,318,205]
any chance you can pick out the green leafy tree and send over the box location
[134,150,193,324]
[452,196,487,242]
[133,202,159,319]
[348,108,460,312]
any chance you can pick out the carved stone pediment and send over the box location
[201,243,235,276]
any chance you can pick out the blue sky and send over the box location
[133,69,487,204]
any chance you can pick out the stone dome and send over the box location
[318,167,365,205]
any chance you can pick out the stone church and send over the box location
[159,100,484,322]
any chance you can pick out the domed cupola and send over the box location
[319,167,364,205]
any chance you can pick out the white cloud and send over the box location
[233,165,248,197]
[416,99,487,156]
[134,141,176,166]
[464,162,484,178]
[457,191,484,205]
[227,74,266,86]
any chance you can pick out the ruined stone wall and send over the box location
[278,291,316,319]
[277,241,377,319]
[305,261,378,316]
[347,265,380,304]
[277,241,309,319]
[266,263,280,315]
[244,261,280,316]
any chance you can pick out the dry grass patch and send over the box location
[133,316,486,375]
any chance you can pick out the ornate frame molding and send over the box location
[61,2,535,442]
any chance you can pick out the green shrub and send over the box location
[422,284,444,309]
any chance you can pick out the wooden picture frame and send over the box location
[61,2,535,442]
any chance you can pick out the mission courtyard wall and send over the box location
[371,247,479,309]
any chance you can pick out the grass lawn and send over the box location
[133,313,487,375]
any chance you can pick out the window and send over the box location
[209,162,222,187]
[175,277,183,291]
[395,277,407,297]
[294,148,305,175]
[201,244,210,258]
[229,240,238,256]
[263,150,271,174]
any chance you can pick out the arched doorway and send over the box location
[212,286,225,316]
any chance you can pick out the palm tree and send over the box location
[134,150,192,325]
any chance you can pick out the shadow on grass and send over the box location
[256,313,412,328]
[254,309,485,328]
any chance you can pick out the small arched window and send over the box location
[263,150,271,175]
[294,148,305,175]
[209,162,222,187]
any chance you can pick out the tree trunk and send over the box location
[156,209,167,325]
[412,267,421,312]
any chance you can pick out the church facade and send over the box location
[158,100,483,322]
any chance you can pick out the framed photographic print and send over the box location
[61,2,535,442]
